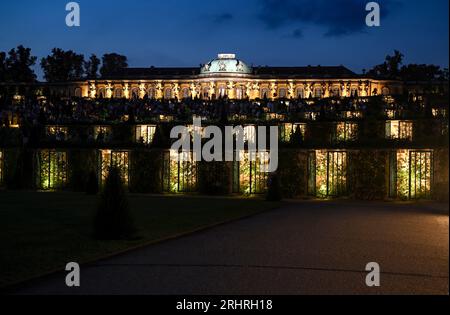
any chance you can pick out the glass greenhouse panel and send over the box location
[280,123,306,143]
[38,150,68,190]
[233,151,269,194]
[100,150,129,186]
[136,125,156,144]
[389,150,434,200]
[308,150,348,198]
[336,122,358,142]
[386,121,413,141]
[163,151,198,193]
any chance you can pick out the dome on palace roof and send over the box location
[200,54,252,75]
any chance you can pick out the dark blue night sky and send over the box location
[0,0,448,79]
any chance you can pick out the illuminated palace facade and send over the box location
[64,54,402,100]
[0,54,449,201]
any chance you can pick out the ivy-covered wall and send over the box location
[434,149,449,201]
[129,150,164,194]
[348,150,388,200]
[198,161,232,195]
[278,150,308,198]
[68,149,97,192]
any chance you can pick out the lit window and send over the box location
[332,87,341,97]
[131,88,140,99]
[94,126,112,142]
[100,150,129,186]
[114,88,123,98]
[163,151,198,193]
[203,87,209,99]
[233,151,269,194]
[236,86,245,100]
[280,123,306,142]
[182,88,190,99]
[243,125,256,143]
[37,150,68,190]
[336,122,358,142]
[278,88,287,98]
[147,88,156,99]
[389,150,434,200]
[97,88,106,98]
[308,150,348,198]
[136,125,156,145]
[163,88,172,99]
[46,126,69,141]
[218,85,227,98]
[386,121,413,141]
[260,88,270,99]
[314,87,323,98]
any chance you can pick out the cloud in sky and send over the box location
[258,0,401,37]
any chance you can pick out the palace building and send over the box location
[57,54,404,100]
[0,54,448,201]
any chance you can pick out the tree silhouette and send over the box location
[4,45,37,82]
[41,48,84,82]
[84,54,101,79]
[100,53,128,78]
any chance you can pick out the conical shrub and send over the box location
[93,166,135,240]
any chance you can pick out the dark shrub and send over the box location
[93,166,136,240]
[266,173,282,202]
[290,125,304,147]
[86,171,99,195]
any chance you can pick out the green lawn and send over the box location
[0,191,280,288]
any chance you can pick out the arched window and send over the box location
[278,88,287,99]
[260,88,270,99]
[314,87,323,98]
[203,87,209,99]
[114,88,123,99]
[146,88,156,99]
[382,87,390,96]
[181,88,190,99]
[236,86,245,100]
[296,88,304,99]
[218,85,227,98]
[98,88,106,99]
[74,87,82,98]
[164,87,173,99]
[351,87,358,97]
[332,87,341,97]
[131,88,139,99]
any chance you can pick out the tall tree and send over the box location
[84,54,101,79]
[40,48,85,82]
[5,45,37,82]
[385,50,404,77]
[0,52,6,82]
[367,50,404,79]
[100,53,128,77]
